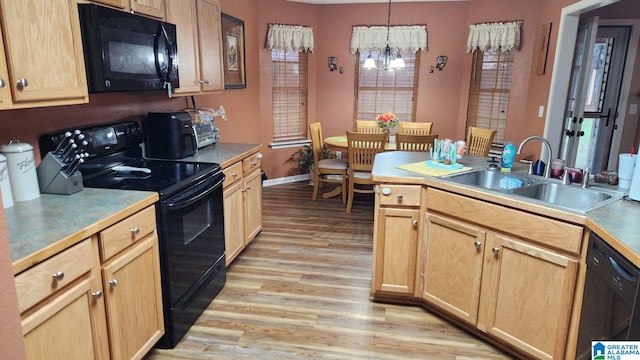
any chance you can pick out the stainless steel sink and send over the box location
[443,169,535,191]
[510,182,623,212]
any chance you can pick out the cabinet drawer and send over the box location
[223,161,243,188]
[378,184,422,207]
[15,239,93,313]
[427,188,583,254]
[99,206,156,261]
[242,153,261,174]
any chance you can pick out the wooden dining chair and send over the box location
[466,127,497,157]
[345,131,386,213]
[398,122,433,135]
[395,133,438,152]
[309,122,349,203]
[355,120,384,134]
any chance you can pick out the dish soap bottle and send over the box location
[501,142,516,173]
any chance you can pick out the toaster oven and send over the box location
[183,108,220,148]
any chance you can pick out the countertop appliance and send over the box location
[40,122,226,349]
[78,3,179,94]
[576,232,640,359]
[144,112,197,159]
[183,108,220,148]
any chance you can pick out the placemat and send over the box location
[396,161,472,177]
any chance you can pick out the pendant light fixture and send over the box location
[365,0,405,71]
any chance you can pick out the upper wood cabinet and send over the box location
[0,0,89,109]
[90,0,166,19]
[166,0,224,95]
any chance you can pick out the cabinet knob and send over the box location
[246,185,251,190]
[474,241,482,248]
[17,78,28,88]
[198,79,211,85]
[412,219,418,226]
[232,173,238,178]
[0,78,5,88]
[381,188,391,195]
[52,271,65,281]
[397,194,403,200]
[109,279,119,287]
[131,227,140,235]
[91,291,103,300]
[492,247,500,254]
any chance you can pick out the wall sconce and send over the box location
[328,56,338,71]
[435,55,448,71]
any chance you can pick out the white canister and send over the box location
[0,154,13,208]
[0,141,40,202]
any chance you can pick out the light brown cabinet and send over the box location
[15,205,164,360]
[166,0,224,95]
[0,0,88,109]
[91,0,166,19]
[223,152,263,265]
[372,184,422,296]
[422,188,581,360]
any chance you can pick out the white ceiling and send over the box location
[286,0,468,4]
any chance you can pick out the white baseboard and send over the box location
[263,174,310,187]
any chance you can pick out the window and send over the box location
[272,49,308,142]
[354,52,420,124]
[466,50,514,144]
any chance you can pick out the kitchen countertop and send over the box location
[7,142,262,275]
[7,188,158,274]
[371,151,640,266]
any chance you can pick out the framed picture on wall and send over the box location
[222,13,246,89]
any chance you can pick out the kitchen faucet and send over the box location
[517,136,553,178]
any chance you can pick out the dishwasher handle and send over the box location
[611,256,637,282]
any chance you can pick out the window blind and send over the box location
[272,49,308,142]
[354,51,420,125]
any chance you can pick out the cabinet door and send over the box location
[196,0,224,91]
[224,180,245,265]
[22,278,102,360]
[478,233,578,360]
[0,0,87,104]
[130,0,165,18]
[243,169,263,245]
[90,0,127,10]
[166,0,202,94]
[0,25,12,109]
[373,207,419,294]
[102,235,164,360]
[421,214,485,325]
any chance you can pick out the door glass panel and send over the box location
[584,39,613,113]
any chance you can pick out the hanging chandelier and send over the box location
[363,0,405,71]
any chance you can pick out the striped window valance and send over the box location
[466,21,522,53]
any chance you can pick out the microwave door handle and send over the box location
[155,24,174,95]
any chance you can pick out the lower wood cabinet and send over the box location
[15,205,164,360]
[223,152,263,265]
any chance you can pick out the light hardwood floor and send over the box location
[146,182,513,359]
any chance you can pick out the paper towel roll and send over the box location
[627,155,640,200]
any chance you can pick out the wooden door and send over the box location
[0,0,87,104]
[421,214,485,325]
[224,180,245,265]
[90,0,127,10]
[22,278,101,360]
[478,233,578,360]
[130,0,165,18]
[166,0,202,94]
[374,207,419,294]
[102,235,164,360]
[196,0,224,91]
[243,169,263,245]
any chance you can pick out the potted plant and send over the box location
[291,144,335,174]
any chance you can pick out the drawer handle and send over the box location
[232,173,238,178]
[397,194,403,200]
[109,279,119,287]
[492,247,500,254]
[52,271,65,281]
[131,227,140,235]
[412,219,418,226]
[92,291,103,300]
[474,241,482,248]
[251,161,257,166]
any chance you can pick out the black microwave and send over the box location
[78,4,179,93]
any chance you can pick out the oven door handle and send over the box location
[164,176,224,210]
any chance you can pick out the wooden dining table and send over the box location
[324,135,397,151]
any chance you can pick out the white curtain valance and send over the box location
[466,21,522,53]
[266,24,314,52]
[349,25,427,54]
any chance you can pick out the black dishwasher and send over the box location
[576,232,640,359]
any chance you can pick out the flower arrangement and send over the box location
[376,112,399,129]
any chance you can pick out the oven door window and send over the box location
[160,175,225,306]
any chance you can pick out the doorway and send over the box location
[561,24,631,172]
